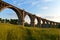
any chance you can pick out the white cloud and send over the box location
[48,6,60,16]
[34,15,60,22]
[44,0,54,2]
[32,14,60,22]
[31,1,40,6]
[11,0,41,8]
[43,16,60,22]
[36,14,42,17]
[21,1,40,8]
[12,1,17,4]
[41,6,48,10]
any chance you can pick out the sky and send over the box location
[0,0,60,23]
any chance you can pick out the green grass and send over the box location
[0,23,60,40]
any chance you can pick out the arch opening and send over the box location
[41,20,43,24]
[0,8,19,25]
[34,18,38,26]
[24,15,31,27]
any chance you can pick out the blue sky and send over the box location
[0,0,60,23]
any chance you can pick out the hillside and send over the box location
[0,23,60,40]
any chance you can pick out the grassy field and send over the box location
[0,23,60,40]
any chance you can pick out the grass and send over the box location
[0,23,60,40]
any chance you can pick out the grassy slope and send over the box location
[0,23,60,40]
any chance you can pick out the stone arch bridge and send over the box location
[0,0,60,27]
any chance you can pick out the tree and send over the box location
[5,19,10,23]
[10,19,18,25]
[1,19,4,23]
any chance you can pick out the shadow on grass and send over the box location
[7,30,17,40]
[26,29,36,40]
[6,28,60,40]
[7,29,36,40]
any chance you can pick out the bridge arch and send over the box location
[24,12,35,27]
[0,8,18,19]
[0,4,24,25]
[0,8,19,23]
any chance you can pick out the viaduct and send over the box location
[0,0,60,27]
